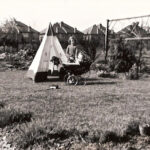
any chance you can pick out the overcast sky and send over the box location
[0,0,150,32]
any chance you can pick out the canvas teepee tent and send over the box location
[27,23,68,82]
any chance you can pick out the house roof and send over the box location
[97,24,106,34]
[83,24,105,35]
[2,19,39,34]
[142,26,150,34]
[14,19,39,33]
[40,21,83,35]
[117,22,148,38]
[40,28,47,35]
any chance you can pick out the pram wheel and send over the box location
[66,75,78,85]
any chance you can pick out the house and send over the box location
[83,24,106,48]
[40,21,83,49]
[117,22,150,50]
[1,18,40,50]
[117,22,148,38]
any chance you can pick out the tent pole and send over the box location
[105,19,109,62]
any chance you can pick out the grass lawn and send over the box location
[0,70,150,149]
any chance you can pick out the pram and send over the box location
[59,61,92,85]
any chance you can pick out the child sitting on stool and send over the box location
[66,36,78,63]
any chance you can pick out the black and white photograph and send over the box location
[0,0,150,149]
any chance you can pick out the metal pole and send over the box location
[105,19,109,62]
[110,14,150,22]
[138,40,143,75]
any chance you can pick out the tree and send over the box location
[0,28,5,45]
[1,18,19,48]
[81,37,99,61]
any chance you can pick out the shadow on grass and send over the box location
[26,77,62,83]
[46,77,62,82]
[46,78,117,86]
[46,77,99,83]
[99,131,130,144]
[85,78,99,81]
[86,81,117,85]
[27,76,118,86]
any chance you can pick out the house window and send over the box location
[23,33,29,38]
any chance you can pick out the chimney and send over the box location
[100,24,102,28]
[28,26,31,32]
[60,21,63,28]
[56,26,59,33]
[97,27,99,34]
[74,28,77,33]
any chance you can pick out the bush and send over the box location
[0,108,32,128]
[97,70,117,78]
[109,38,136,73]
[4,48,36,70]
[93,63,110,71]
[125,64,139,80]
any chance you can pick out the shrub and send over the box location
[97,70,117,78]
[0,108,32,128]
[109,38,136,73]
[93,63,110,72]
[125,64,139,80]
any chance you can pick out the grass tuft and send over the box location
[12,122,77,149]
[85,130,101,143]
[100,131,119,144]
[0,101,6,109]
[124,121,140,136]
[14,122,48,149]
[0,108,32,128]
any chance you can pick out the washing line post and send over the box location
[105,19,109,62]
